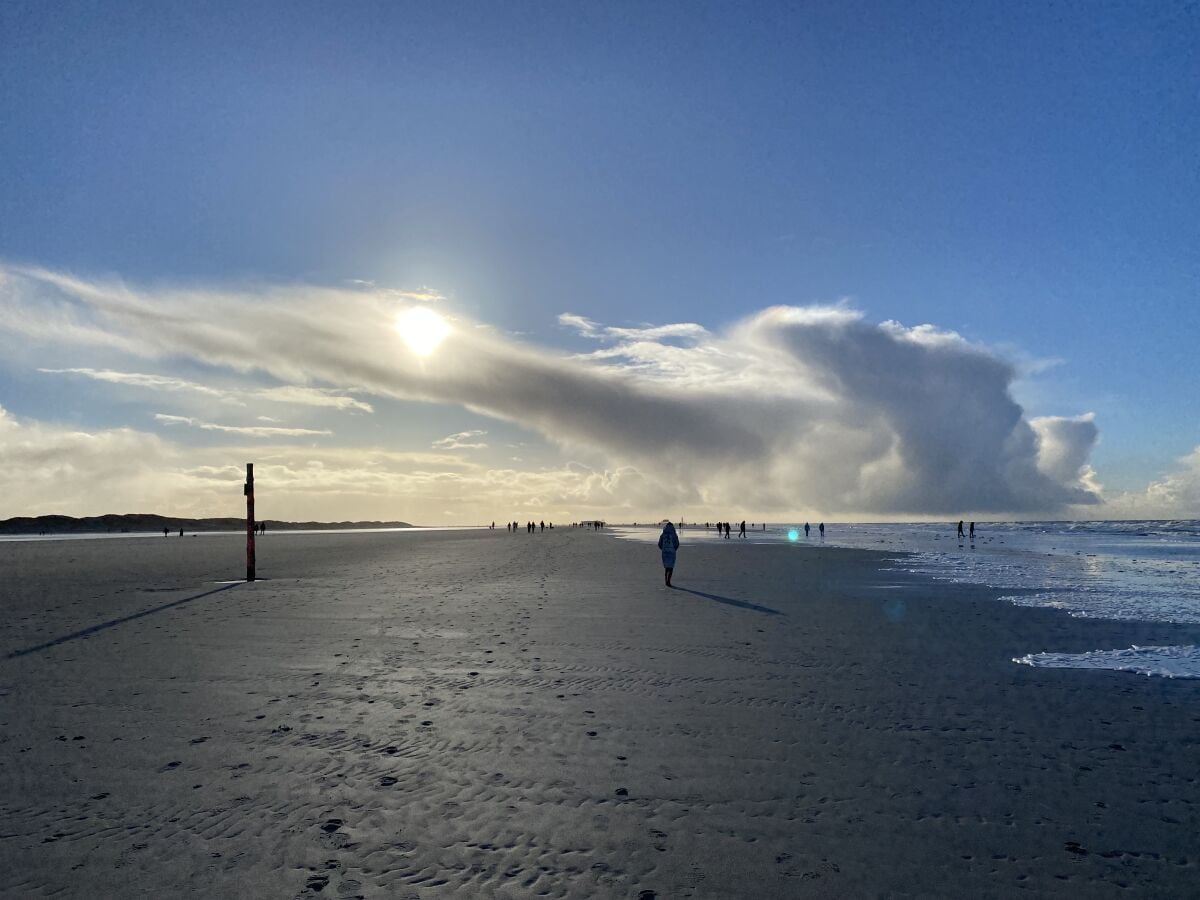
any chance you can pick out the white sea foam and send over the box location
[1014,645,1200,679]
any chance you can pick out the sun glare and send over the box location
[395,306,450,357]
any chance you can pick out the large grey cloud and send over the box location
[0,266,1101,516]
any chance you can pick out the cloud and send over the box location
[252,386,372,412]
[38,367,237,401]
[432,430,488,450]
[557,313,602,338]
[1137,447,1200,515]
[38,367,371,412]
[0,404,666,521]
[1031,414,1100,489]
[1093,445,1200,519]
[1,265,1105,516]
[154,413,332,438]
[559,312,710,344]
[388,288,446,303]
[0,404,180,516]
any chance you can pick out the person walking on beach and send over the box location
[658,520,680,587]
[957,520,965,539]
[804,522,810,537]
[739,520,746,538]
[819,522,824,537]
[969,521,975,539]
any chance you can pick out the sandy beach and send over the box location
[2,529,1198,898]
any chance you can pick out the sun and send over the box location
[395,306,450,356]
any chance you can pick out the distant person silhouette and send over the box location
[957,520,965,539]
[739,520,746,538]
[969,521,975,539]
[179,528,184,537]
[804,522,810,537]
[819,522,824,537]
[163,527,169,537]
[658,521,679,587]
[540,520,545,532]
[724,522,731,539]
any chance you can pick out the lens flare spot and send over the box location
[788,528,799,541]
[395,306,450,356]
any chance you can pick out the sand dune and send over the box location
[2,530,1198,898]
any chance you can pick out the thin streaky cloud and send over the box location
[558,313,709,344]
[386,288,446,303]
[154,413,332,438]
[38,367,371,412]
[39,367,240,402]
[253,386,372,412]
[432,430,489,450]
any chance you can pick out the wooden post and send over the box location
[244,463,256,582]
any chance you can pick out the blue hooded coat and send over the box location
[657,522,679,569]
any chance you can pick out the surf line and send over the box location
[4,582,243,660]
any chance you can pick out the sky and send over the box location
[0,0,1197,524]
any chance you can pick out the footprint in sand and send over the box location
[304,873,330,892]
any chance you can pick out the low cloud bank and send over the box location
[0,405,670,520]
[1,266,1103,516]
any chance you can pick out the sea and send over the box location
[611,520,1200,679]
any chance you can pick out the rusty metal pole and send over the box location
[244,463,256,582]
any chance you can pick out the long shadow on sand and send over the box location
[673,586,784,616]
[4,582,243,660]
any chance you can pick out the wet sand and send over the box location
[1,529,1198,898]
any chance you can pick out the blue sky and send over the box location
[0,1,1197,520]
